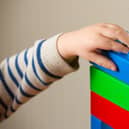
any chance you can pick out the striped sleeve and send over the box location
[0,33,80,121]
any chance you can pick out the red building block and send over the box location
[91,92,129,129]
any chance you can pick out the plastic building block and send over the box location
[90,66,129,111]
[91,115,113,129]
[101,122,113,129]
[91,115,101,129]
[91,50,129,85]
[91,91,129,129]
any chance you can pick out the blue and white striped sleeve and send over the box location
[0,33,79,121]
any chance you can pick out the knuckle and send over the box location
[111,27,118,33]
[115,29,123,35]
[107,24,122,33]
[108,23,120,29]
[111,24,119,29]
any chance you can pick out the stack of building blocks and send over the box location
[90,46,129,129]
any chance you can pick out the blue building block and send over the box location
[91,115,101,129]
[91,115,113,129]
[90,39,129,85]
[91,50,129,85]
[101,122,113,129]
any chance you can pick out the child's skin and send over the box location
[57,23,129,71]
[1,23,129,121]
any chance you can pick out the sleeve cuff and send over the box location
[40,33,80,77]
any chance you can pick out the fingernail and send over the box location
[111,66,117,71]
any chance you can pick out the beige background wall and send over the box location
[0,0,129,129]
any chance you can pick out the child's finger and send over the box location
[87,52,117,71]
[109,40,129,53]
[100,24,129,46]
[113,30,129,46]
[99,38,129,53]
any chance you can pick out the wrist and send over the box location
[56,32,77,62]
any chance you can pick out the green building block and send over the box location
[90,66,129,111]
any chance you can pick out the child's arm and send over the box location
[0,23,129,121]
[57,23,129,71]
[0,33,79,121]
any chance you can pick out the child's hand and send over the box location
[57,23,129,71]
